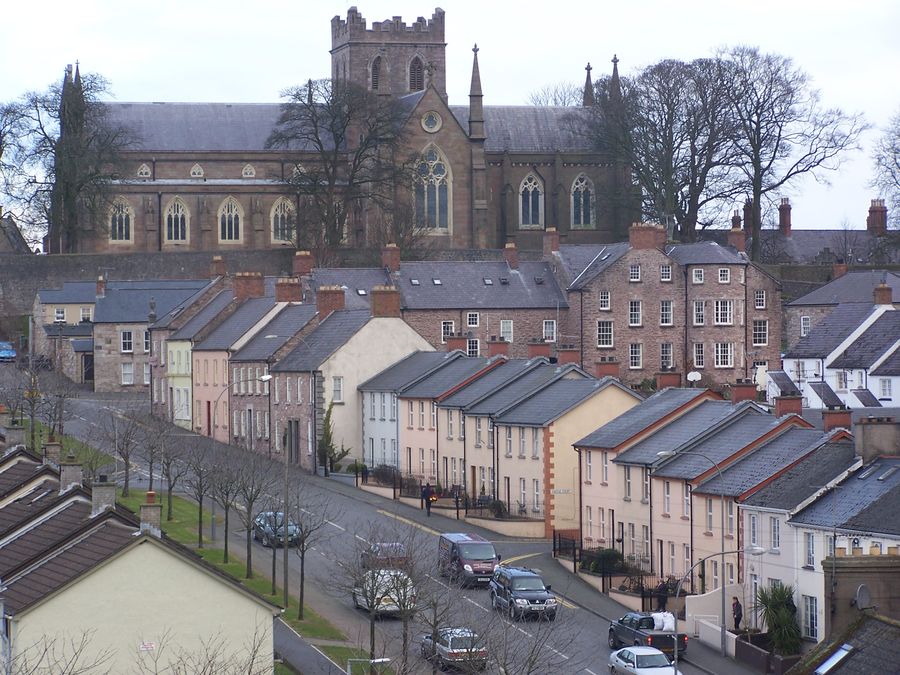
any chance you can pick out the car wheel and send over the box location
[437,656,446,671]
[263,534,271,548]
[490,592,498,610]
[609,666,617,675]
[508,603,517,621]
[607,630,618,649]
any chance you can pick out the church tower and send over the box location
[330,7,446,98]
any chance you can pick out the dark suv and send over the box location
[488,566,557,621]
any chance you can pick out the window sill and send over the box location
[725,534,735,540]
[584,481,592,486]
[681,515,690,521]
[640,498,649,505]
[661,513,671,518]
[505,453,513,458]
[802,565,814,571]
[769,549,781,555]
[703,531,714,537]
[623,497,631,502]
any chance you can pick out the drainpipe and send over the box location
[576,448,583,548]
[157,192,163,251]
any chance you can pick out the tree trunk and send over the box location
[123,453,131,497]
[369,615,377,675]
[197,495,204,548]
[245,528,253,579]
[223,506,230,563]
[297,550,306,620]
[166,480,174,521]
[271,539,277,596]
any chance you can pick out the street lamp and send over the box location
[657,449,728,657]
[346,657,390,674]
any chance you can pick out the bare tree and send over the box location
[97,411,142,497]
[183,439,215,548]
[134,414,168,494]
[288,472,338,620]
[11,629,113,675]
[159,431,189,522]
[235,451,277,578]
[134,625,271,675]
[873,107,900,228]
[721,46,868,260]
[36,369,79,440]
[209,447,242,564]
[528,82,582,107]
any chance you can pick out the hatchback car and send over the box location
[489,566,557,621]
[252,511,299,547]
[0,342,17,363]
[608,646,683,674]
[420,627,488,671]
[352,569,416,616]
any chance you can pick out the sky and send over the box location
[4,0,898,230]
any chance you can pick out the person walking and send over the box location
[655,581,668,611]
[732,596,743,632]
[423,483,434,517]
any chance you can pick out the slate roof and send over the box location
[830,312,900,368]
[784,303,876,359]
[871,346,900,376]
[742,441,858,510]
[665,241,746,265]
[767,370,801,396]
[0,215,31,254]
[169,289,235,340]
[311,268,392,310]
[399,356,492,399]
[576,388,709,449]
[495,378,627,426]
[71,338,93,353]
[791,457,900,535]
[230,304,317,362]
[788,270,900,306]
[271,309,370,372]
[449,106,593,153]
[93,280,210,323]
[557,243,631,290]
[42,323,93,337]
[465,363,576,415]
[396,261,566,309]
[0,500,92,576]
[852,389,882,407]
[810,381,844,407]
[808,615,900,675]
[756,229,900,266]
[193,297,277,351]
[360,351,464,391]
[36,281,97,304]
[149,279,221,329]
[440,358,548,408]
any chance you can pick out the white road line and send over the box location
[327,520,345,531]
[584,669,598,675]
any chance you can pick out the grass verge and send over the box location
[24,419,113,468]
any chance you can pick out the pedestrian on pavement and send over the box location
[423,483,434,516]
[655,581,668,611]
[732,596,743,632]
[361,464,368,484]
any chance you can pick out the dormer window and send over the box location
[242,164,256,178]
[136,163,151,178]
[190,163,204,178]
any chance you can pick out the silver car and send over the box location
[352,569,416,615]
[608,646,683,674]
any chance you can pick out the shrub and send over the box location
[755,581,801,655]
[489,499,507,518]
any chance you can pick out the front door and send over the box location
[82,354,94,382]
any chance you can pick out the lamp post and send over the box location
[346,657,390,675]
[657,449,727,657]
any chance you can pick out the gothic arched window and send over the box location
[519,174,544,228]
[414,145,451,230]
[218,197,242,242]
[165,199,189,242]
[371,56,382,91]
[409,57,424,92]
[271,198,296,243]
[109,199,133,242]
[242,164,256,178]
[136,163,151,179]
[190,163,204,178]
[571,174,595,228]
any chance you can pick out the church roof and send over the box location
[450,105,592,153]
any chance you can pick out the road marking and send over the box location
[327,520,346,531]
[354,534,368,543]
[502,552,541,565]
[554,595,577,609]
[584,669,598,675]
[376,509,440,536]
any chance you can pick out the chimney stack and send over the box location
[140,490,162,536]
[316,285,345,319]
[854,416,900,463]
[655,371,682,389]
[210,255,227,278]
[832,261,848,279]
[58,452,83,493]
[543,227,560,256]
[487,336,509,358]
[873,282,892,306]
[96,275,106,298]
[867,198,888,237]
[292,250,315,277]
[370,285,401,318]
[556,344,580,365]
[446,332,468,353]
[730,379,758,404]
[43,439,62,466]
[731,210,742,230]
[528,339,552,360]
[595,357,620,380]
[774,395,803,418]
[233,272,265,302]
[274,277,302,302]
[91,475,117,516]
[503,242,519,270]
[778,198,792,236]
[823,405,852,433]
[381,244,401,273]
[628,223,667,250]
[728,223,746,253]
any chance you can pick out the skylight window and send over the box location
[534,276,544,285]
[357,289,367,296]
[410,279,420,286]
[499,277,509,285]
[433,279,442,285]
[484,278,493,285]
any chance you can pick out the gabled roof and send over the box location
[784,303,876,359]
[398,356,492,399]
[767,370,801,396]
[788,270,900,306]
[851,389,882,407]
[168,289,235,340]
[271,309,371,372]
[396,261,566,310]
[742,441,858,510]
[805,614,900,675]
[71,338,93,353]
[149,278,221,329]
[464,363,578,415]
[359,351,464,392]
[665,241,746,265]
[829,311,900,369]
[0,214,31,254]
[576,388,711,450]
[556,243,631,290]
[230,304,317,362]
[93,280,211,323]
[494,377,636,426]
[872,346,900,376]
[439,358,549,408]
[311,268,392,310]
[41,323,92,338]
[39,279,208,306]
[449,105,593,153]
[193,297,277,351]
[810,381,844,408]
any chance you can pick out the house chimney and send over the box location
[275,277,302,302]
[778,198,792,236]
[867,198,888,237]
[595,357,620,379]
[503,242,519,270]
[446,332,468,353]
[140,490,162,536]
[832,261,848,279]
[543,227,560,256]
[727,224,746,253]
[293,250,315,277]
[43,439,62,466]
[487,336,509,358]
[823,405,852,433]
[528,339,552,360]
[381,244,401,273]
[731,210,742,230]
[233,272,265,302]
[91,475,117,516]
[371,285,401,318]
[853,416,900,463]
[730,379,758,404]
[628,223,667,250]
[96,275,106,298]
[316,285,345,319]
[210,255,227,278]
[655,371,682,389]
[557,344,580,365]
[58,452,83,493]
[774,395,803,418]
[873,282,892,306]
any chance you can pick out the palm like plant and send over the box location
[754,581,801,655]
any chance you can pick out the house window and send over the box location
[629,300,642,326]
[519,174,543,228]
[80,307,91,322]
[532,428,539,458]
[447,410,454,438]
[165,198,189,242]
[407,401,414,427]
[642,468,650,502]
[542,320,557,342]
[488,419,494,448]
[755,290,766,309]
[660,300,673,326]
[120,331,133,353]
[752,320,768,346]
[586,506,593,540]
[598,290,610,310]
[241,163,255,178]
[431,402,436,428]
[271,198,295,243]
[662,481,671,514]
[660,343,673,370]
[109,200,133,241]
[499,320,513,343]
[714,300,734,325]
[684,544,691,575]
[441,320,455,343]
[218,197,242,242]
[802,595,818,640]
[391,394,397,420]
[54,308,66,323]
[712,560,719,589]
[805,532,815,567]
[519,478,526,506]
[683,483,690,516]
[800,316,811,337]
[624,466,632,499]
[332,376,343,403]
[121,363,134,385]
[602,451,609,483]
[706,498,714,531]
[660,264,672,282]
[137,163,151,178]
[727,500,734,534]
[693,300,705,326]
[143,363,150,385]
[597,320,614,348]
[380,393,386,419]
[466,339,480,357]
[770,517,780,550]
[718,268,731,283]
[642,525,650,559]
[628,523,636,556]
[144,331,150,353]
[533,478,541,510]
[749,514,759,545]
[585,450,593,482]
[629,343,642,369]
[715,343,734,368]
[369,393,376,419]
[880,379,892,398]
[669,542,676,575]
[409,56,424,91]
[692,268,704,284]
[475,418,483,445]
[600,508,606,540]
[629,264,641,282]
[506,427,515,458]
[466,312,479,327]
[190,163,204,178]
[571,174,594,228]
[835,371,847,390]
[415,145,451,229]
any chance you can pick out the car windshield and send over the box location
[635,653,672,667]
[374,543,406,557]
[449,636,477,650]
[511,577,545,591]
[263,513,297,530]
[458,543,496,560]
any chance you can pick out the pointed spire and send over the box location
[468,44,485,140]
[582,62,594,107]
[609,54,622,106]
[73,61,82,87]
[469,44,483,97]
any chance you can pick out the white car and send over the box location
[352,569,416,615]
[608,646,683,674]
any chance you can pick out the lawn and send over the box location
[317,645,395,675]
[23,419,113,468]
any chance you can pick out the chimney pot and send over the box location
[96,275,106,298]
[316,285,345,319]
[503,242,519,269]
[727,226,746,253]
[274,277,302,302]
[233,272,265,302]
[628,223,667,250]
[381,244,401,273]
[867,198,888,236]
[293,250,315,277]
[370,285,401,318]
[140,490,162,536]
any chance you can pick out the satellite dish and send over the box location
[852,584,874,610]
[687,371,701,383]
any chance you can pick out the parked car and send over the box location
[0,342,16,363]
[420,627,488,671]
[252,511,299,547]
[488,566,557,621]
[608,612,688,659]
[361,542,409,570]
[608,646,683,674]
[438,532,500,586]
[352,569,416,616]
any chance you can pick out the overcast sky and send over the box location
[4,1,898,230]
